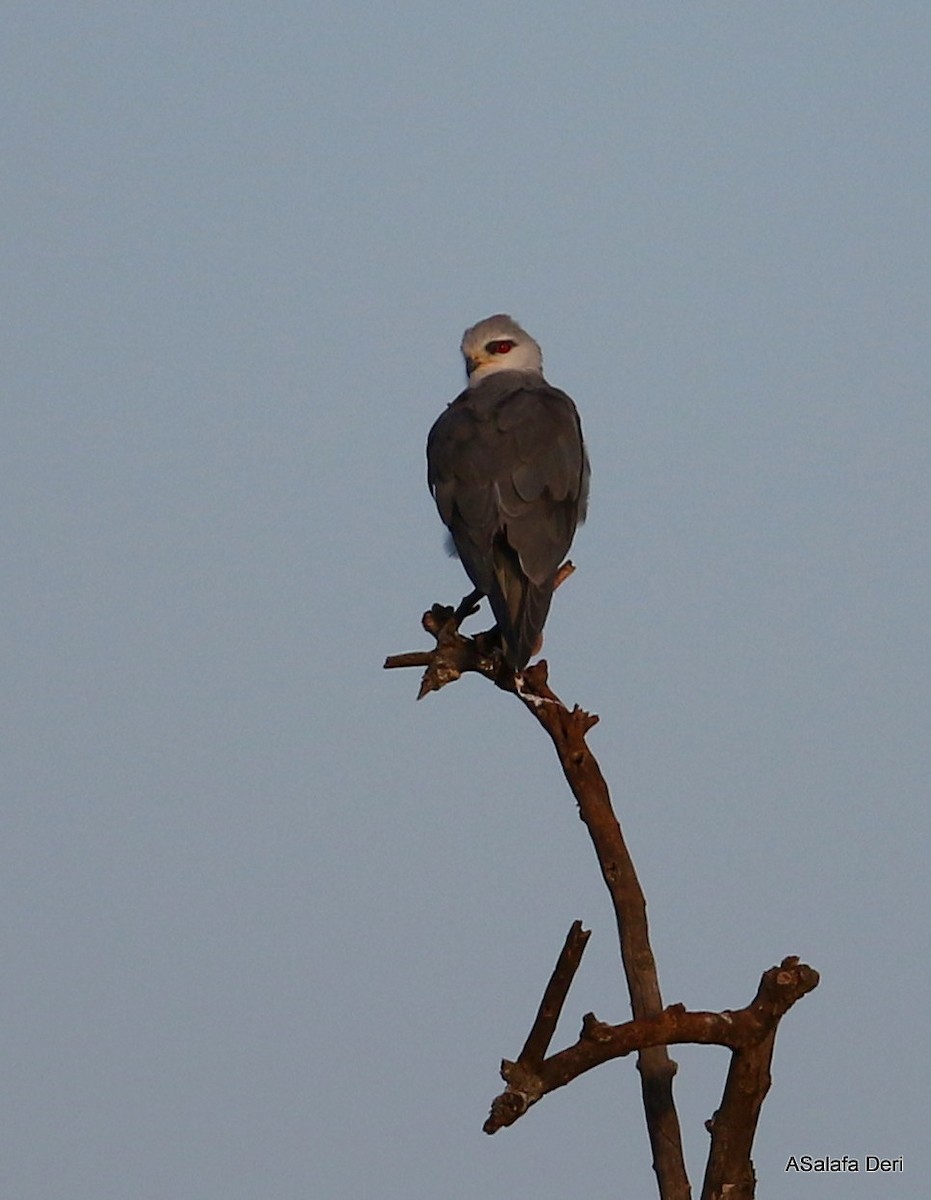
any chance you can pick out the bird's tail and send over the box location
[489,538,554,670]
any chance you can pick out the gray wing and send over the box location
[426,380,588,668]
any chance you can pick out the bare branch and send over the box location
[385,608,690,1199]
[485,957,818,1135]
[483,921,591,1134]
[519,920,591,1068]
[700,957,820,1200]
[508,663,690,1200]
[385,606,820,1200]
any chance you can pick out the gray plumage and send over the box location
[427,315,589,669]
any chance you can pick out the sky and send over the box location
[3,3,929,1197]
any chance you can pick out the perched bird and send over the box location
[427,314,589,669]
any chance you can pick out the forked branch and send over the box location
[484,955,818,1139]
[385,602,819,1200]
[385,599,689,1197]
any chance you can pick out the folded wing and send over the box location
[427,380,588,668]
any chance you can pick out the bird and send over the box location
[426,314,589,670]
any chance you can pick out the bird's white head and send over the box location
[460,314,544,386]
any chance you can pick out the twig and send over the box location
[483,920,591,1134]
[519,920,591,1068]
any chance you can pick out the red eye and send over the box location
[487,339,515,355]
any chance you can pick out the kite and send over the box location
[427,315,589,669]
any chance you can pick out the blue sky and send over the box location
[3,4,929,1197]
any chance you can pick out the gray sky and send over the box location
[3,4,929,1197]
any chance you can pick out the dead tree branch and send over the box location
[385,602,689,1198]
[698,957,819,1200]
[519,919,592,1068]
[385,604,819,1200]
[485,956,818,1139]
